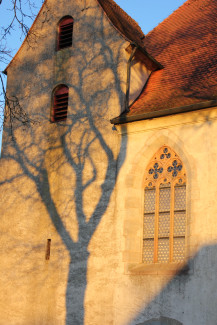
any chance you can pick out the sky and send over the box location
[0,0,187,149]
[115,0,186,34]
[0,0,187,71]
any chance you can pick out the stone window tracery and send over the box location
[143,146,186,264]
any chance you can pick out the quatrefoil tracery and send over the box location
[144,146,186,188]
[168,160,182,177]
[149,163,163,179]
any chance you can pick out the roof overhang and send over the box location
[110,99,217,125]
[126,43,163,72]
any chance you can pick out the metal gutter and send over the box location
[125,46,137,112]
[110,99,217,125]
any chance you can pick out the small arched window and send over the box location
[51,85,69,122]
[57,16,73,50]
[143,146,186,264]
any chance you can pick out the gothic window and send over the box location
[143,146,186,264]
[51,85,69,122]
[57,16,73,50]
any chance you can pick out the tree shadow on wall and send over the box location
[130,244,217,325]
[0,5,127,325]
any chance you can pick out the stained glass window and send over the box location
[143,146,186,264]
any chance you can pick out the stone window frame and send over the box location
[122,137,192,275]
[143,146,186,265]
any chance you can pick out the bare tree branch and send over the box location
[0,0,43,133]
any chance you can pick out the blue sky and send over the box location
[0,0,186,71]
[0,0,186,148]
[116,0,186,34]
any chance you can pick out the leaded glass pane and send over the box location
[174,186,186,210]
[144,213,155,238]
[143,239,154,263]
[174,211,186,236]
[158,212,170,237]
[143,146,186,264]
[173,237,185,262]
[144,189,155,213]
[159,187,171,212]
[158,238,169,263]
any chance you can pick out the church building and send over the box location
[1,0,217,324]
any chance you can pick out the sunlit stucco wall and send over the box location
[0,0,130,323]
[114,106,217,325]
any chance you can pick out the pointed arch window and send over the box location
[57,16,73,50]
[51,85,69,122]
[143,146,186,264]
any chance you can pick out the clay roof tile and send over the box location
[123,0,217,120]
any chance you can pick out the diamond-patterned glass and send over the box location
[144,214,155,238]
[174,186,186,210]
[158,212,170,237]
[143,239,154,263]
[173,237,185,262]
[159,187,171,212]
[144,189,155,213]
[174,211,186,236]
[158,238,169,263]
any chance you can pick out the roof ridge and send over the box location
[146,0,191,38]
[122,0,217,121]
[97,0,146,47]
[4,0,147,73]
[102,0,145,37]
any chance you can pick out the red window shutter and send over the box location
[52,85,68,122]
[58,17,73,50]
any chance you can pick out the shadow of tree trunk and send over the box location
[0,3,129,323]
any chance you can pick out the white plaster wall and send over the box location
[114,107,217,325]
[0,0,129,324]
[129,58,151,105]
[1,0,215,323]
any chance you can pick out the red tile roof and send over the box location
[125,0,217,119]
[97,0,163,71]
[5,0,149,73]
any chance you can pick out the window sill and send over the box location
[125,261,190,276]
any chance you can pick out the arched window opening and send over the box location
[51,85,69,122]
[57,16,73,50]
[143,146,186,264]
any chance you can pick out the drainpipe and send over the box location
[125,45,137,112]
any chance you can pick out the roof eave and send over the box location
[110,99,217,125]
[130,42,163,70]
[97,0,162,71]
[126,43,163,72]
